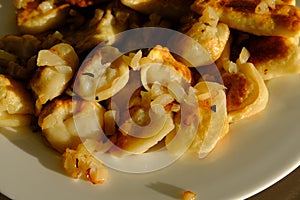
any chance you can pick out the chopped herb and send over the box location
[82,72,95,78]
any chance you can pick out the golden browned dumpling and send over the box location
[73,46,129,102]
[222,48,269,123]
[38,98,106,153]
[139,45,192,90]
[16,1,70,34]
[191,0,300,37]
[30,43,79,113]
[108,46,197,156]
[183,6,230,65]
[242,35,300,80]
[166,81,228,158]
[0,74,34,127]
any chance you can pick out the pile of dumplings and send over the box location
[0,0,300,184]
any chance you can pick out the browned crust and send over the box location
[230,33,292,65]
[218,0,260,13]
[191,0,300,37]
[222,72,253,112]
[247,36,290,64]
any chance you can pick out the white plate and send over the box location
[0,1,300,200]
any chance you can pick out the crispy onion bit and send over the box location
[62,140,109,184]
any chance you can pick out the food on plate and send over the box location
[189,81,228,158]
[184,6,230,64]
[73,46,129,101]
[183,190,197,200]
[61,4,133,54]
[191,0,300,37]
[221,48,269,123]
[231,33,300,80]
[63,139,109,184]
[64,0,108,7]
[30,43,79,113]
[0,0,300,185]
[139,45,192,89]
[16,1,70,34]
[0,74,34,127]
[38,98,105,153]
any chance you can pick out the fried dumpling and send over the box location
[231,33,300,80]
[222,48,269,123]
[17,1,70,34]
[38,98,106,153]
[191,0,300,37]
[179,82,229,158]
[139,45,192,90]
[30,43,79,114]
[164,86,200,157]
[110,83,176,156]
[109,46,196,156]
[73,46,129,102]
[0,74,34,127]
[183,6,230,65]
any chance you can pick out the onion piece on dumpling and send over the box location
[110,83,176,156]
[183,6,230,65]
[166,81,228,158]
[140,45,192,91]
[30,43,79,114]
[222,48,269,123]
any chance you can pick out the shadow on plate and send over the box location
[0,126,67,177]
[147,181,185,199]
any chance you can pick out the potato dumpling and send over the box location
[0,74,34,127]
[191,0,300,37]
[222,48,269,123]
[17,1,70,34]
[73,46,129,102]
[139,45,192,90]
[166,81,228,158]
[38,98,106,153]
[183,6,230,65]
[234,35,300,80]
[30,43,79,114]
